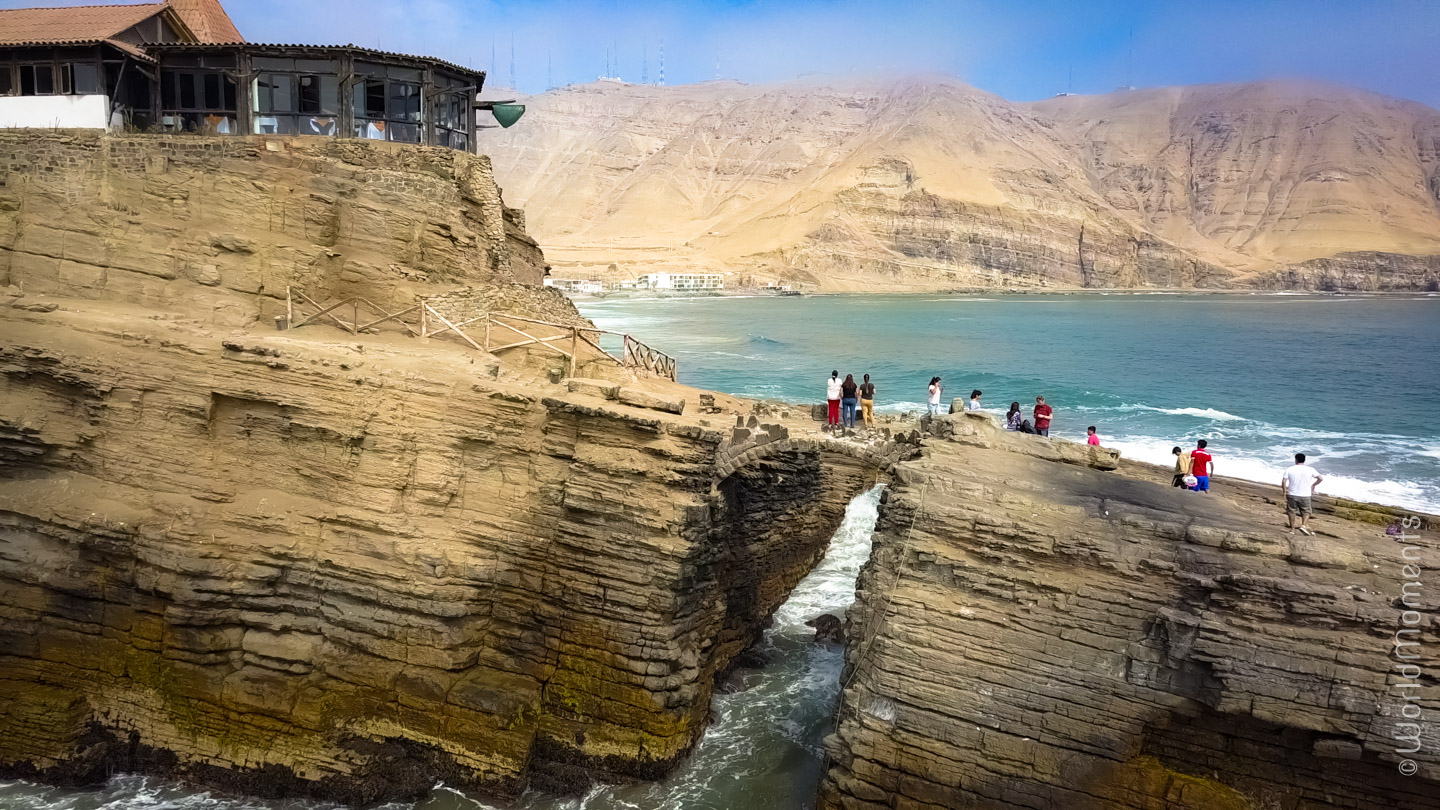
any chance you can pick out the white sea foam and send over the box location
[1142,406,1245,421]
[1103,436,1439,513]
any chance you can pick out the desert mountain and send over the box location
[485,75,1440,291]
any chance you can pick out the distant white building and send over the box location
[543,278,603,295]
[635,272,724,292]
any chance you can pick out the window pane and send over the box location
[34,65,54,95]
[365,80,385,117]
[253,114,294,135]
[73,63,99,94]
[161,70,175,107]
[0,68,11,96]
[389,121,419,143]
[57,64,71,94]
[264,73,292,112]
[389,81,419,122]
[297,74,318,113]
[203,72,220,109]
[317,75,338,114]
[223,76,236,110]
[356,118,386,140]
[20,65,34,96]
[179,73,196,108]
[302,114,337,136]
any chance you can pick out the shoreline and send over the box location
[565,287,1440,302]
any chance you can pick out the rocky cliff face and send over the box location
[819,412,1440,809]
[0,132,547,326]
[0,132,920,803]
[0,293,905,802]
[485,77,1440,291]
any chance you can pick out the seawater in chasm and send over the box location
[0,487,886,810]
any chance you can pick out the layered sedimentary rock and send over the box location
[0,295,901,802]
[0,132,546,326]
[820,412,1440,809]
[0,131,917,802]
[487,77,1440,291]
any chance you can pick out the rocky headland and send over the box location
[2,131,1437,810]
[0,131,916,803]
[820,411,1440,809]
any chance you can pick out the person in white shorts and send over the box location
[1281,453,1324,535]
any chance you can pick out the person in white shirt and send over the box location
[825,371,843,429]
[927,377,943,416]
[967,389,983,412]
[1281,453,1324,535]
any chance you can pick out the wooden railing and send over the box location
[285,287,677,381]
[623,334,676,380]
[285,287,419,335]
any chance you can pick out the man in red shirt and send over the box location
[1190,439,1214,492]
[1033,396,1053,437]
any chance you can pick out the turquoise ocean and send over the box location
[583,292,1440,514]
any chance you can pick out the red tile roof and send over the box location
[166,0,241,43]
[0,3,166,45]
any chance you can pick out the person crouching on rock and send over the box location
[826,370,842,429]
[860,374,876,428]
[1171,445,1193,487]
[1006,401,1023,431]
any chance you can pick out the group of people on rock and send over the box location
[825,371,877,429]
[827,373,1100,446]
[827,373,1331,534]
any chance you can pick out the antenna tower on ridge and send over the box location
[547,49,554,90]
[509,33,516,90]
[659,39,665,86]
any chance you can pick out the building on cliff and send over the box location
[0,0,484,151]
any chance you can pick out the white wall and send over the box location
[0,95,110,130]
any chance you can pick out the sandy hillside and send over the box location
[484,76,1440,292]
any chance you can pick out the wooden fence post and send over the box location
[570,327,580,377]
[286,286,293,327]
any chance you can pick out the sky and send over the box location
[8,0,1439,107]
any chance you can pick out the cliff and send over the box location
[485,77,1440,292]
[0,130,922,800]
[820,412,1440,809]
[0,132,548,326]
[0,284,923,802]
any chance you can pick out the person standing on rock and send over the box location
[841,374,859,429]
[826,370,843,429]
[1191,439,1214,493]
[1282,453,1324,535]
[927,377,943,416]
[860,374,876,428]
[1033,396,1053,437]
[1171,446,1193,488]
